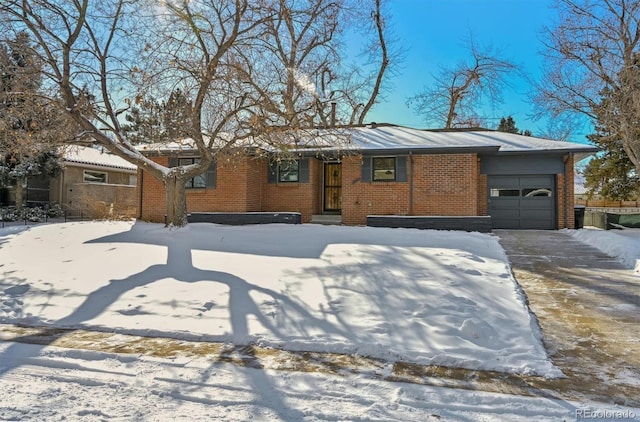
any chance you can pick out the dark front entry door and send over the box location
[324,162,342,212]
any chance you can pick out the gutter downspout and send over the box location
[562,153,572,229]
[409,150,414,215]
[138,168,143,220]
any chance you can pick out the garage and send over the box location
[488,175,556,229]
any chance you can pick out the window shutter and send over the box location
[396,156,407,182]
[206,160,217,188]
[168,157,178,168]
[267,161,278,183]
[361,156,372,182]
[299,158,309,183]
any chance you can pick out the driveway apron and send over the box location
[496,229,640,407]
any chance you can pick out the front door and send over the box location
[324,162,342,212]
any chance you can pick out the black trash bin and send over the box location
[574,205,585,229]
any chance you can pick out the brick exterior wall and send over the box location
[261,158,322,223]
[138,151,576,229]
[341,155,410,225]
[557,153,575,229]
[410,154,479,216]
[139,155,322,223]
[341,154,481,226]
[139,157,170,222]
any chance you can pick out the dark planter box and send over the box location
[187,212,301,225]
[367,215,492,233]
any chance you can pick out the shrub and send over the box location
[0,203,64,222]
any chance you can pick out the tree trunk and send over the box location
[165,173,188,227]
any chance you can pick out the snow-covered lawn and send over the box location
[2,221,639,420]
[0,221,556,376]
[566,227,640,274]
[3,341,638,422]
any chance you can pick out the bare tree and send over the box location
[252,0,397,128]
[343,0,396,125]
[408,37,518,128]
[534,0,640,171]
[2,0,392,226]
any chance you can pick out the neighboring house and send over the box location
[50,146,138,218]
[137,124,597,230]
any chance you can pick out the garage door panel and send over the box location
[520,208,554,219]
[488,175,555,229]
[491,209,521,219]
[519,176,554,186]
[521,199,554,210]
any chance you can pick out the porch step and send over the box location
[311,214,342,225]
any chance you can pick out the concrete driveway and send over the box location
[495,229,640,407]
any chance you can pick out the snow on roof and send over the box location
[63,146,137,171]
[348,126,598,156]
[135,124,599,158]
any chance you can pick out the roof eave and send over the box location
[64,160,137,173]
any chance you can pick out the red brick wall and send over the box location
[139,156,259,223]
[557,153,575,229]
[261,158,322,223]
[341,153,480,225]
[411,154,479,216]
[139,151,577,230]
[139,157,169,222]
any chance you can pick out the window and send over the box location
[361,156,407,183]
[278,160,299,182]
[179,158,207,188]
[83,170,108,183]
[268,158,309,184]
[490,188,519,197]
[523,188,552,197]
[372,157,396,181]
[168,157,217,189]
[490,188,553,197]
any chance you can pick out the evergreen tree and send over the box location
[584,125,639,200]
[497,115,532,136]
[497,116,519,133]
[123,89,193,144]
[0,32,68,207]
[163,89,193,141]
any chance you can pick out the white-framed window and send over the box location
[83,170,108,183]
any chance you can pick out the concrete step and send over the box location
[311,214,342,225]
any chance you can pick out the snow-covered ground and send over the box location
[1,221,638,421]
[2,340,638,422]
[566,227,640,274]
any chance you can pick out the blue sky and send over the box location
[365,0,586,138]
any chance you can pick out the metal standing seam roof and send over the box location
[135,124,599,160]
